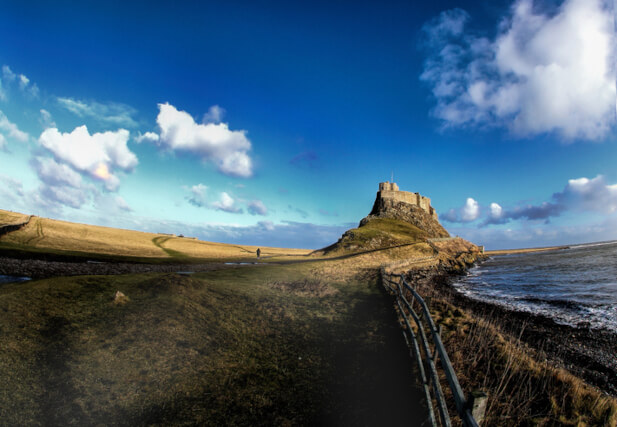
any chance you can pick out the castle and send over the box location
[377,182,438,220]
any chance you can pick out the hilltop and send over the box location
[318,182,454,256]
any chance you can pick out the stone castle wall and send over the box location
[377,182,438,220]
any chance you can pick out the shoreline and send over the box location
[484,245,570,256]
[433,268,617,397]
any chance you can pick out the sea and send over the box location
[453,240,617,333]
[0,275,31,285]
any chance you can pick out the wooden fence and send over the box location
[381,269,487,427]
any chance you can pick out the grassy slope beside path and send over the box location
[0,259,428,426]
[0,209,311,263]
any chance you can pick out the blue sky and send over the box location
[0,0,615,249]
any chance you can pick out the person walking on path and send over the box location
[256,248,261,258]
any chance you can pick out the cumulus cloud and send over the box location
[421,0,616,140]
[32,157,83,189]
[450,175,617,227]
[202,105,225,123]
[155,103,253,178]
[212,192,243,214]
[0,110,29,143]
[29,157,92,210]
[554,176,617,213]
[57,97,138,128]
[38,125,137,191]
[442,197,480,222]
[247,199,268,216]
[186,183,208,207]
[134,131,159,143]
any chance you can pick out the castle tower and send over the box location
[376,182,438,220]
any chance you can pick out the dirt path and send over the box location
[320,284,430,426]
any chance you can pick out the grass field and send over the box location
[0,209,311,262]
[8,209,613,425]
[0,252,430,425]
[0,210,29,225]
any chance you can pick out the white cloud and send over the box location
[18,74,29,89]
[0,66,39,97]
[421,0,616,140]
[450,175,617,227]
[443,197,480,222]
[555,175,617,213]
[155,103,253,178]
[248,199,268,216]
[39,109,56,129]
[134,131,159,143]
[489,202,503,219]
[57,97,138,127]
[39,184,89,209]
[0,110,29,142]
[202,105,225,123]
[2,65,16,82]
[212,192,243,213]
[186,183,208,207]
[38,125,137,191]
[32,157,82,188]
[462,197,480,221]
[0,134,6,149]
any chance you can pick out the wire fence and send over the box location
[380,268,486,427]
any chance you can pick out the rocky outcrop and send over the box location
[360,194,450,238]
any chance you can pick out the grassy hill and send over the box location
[316,217,431,257]
[0,209,310,263]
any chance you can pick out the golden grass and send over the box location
[0,209,29,225]
[0,209,311,261]
[159,235,310,259]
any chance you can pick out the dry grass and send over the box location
[409,285,617,426]
[0,209,29,225]
[0,256,425,425]
[159,235,310,260]
[0,209,311,261]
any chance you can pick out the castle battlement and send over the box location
[377,182,438,220]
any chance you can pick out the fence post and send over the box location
[469,390,488,425]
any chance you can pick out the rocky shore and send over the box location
[405,259,617,398]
